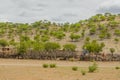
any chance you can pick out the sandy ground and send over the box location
[0,59,120,80]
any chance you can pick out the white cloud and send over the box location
[0,0,104,23]
[97,0,120,13]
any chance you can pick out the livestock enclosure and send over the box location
[0,47,120,61]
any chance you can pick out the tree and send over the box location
[0,39,8,47]
[56,33,65,40]
[114,38,119,43]
[62,22,70,32]
[33,42,45,51]
[81,29,85,37]
[0,39,9,57]
[9,39,17,46]
[17,41,28,58]
[110,48,115,60]
[44,42,61,59]
[34,34,40,42]
[27,41,45,59]
[114,29,120,36]
[85,37,90,42]
[44,42,60,51]
[70,23,81,32]
[63,44,76,51]
[70,33,81,42]
[106,33,111,39]
[20,35,30,42]
[108,21,119,29]
[83,40,105,57]
[41,35,50,42]
[99,33,106,40]
[89,27,96,35]
[110,48,115,54]
[105,13,112,17]
[52,31,65,40]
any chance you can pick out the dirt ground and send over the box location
[0,59,120,80]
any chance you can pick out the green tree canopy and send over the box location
[0,39,8,47]
[17,41,28,55]
[63,44,76,51]
[33,41,45,51]
[70,33,81,42]
[110,48,115,54]
[83,40,105,54]
[44,42,60,51]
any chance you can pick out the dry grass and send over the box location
[0,59,120,80]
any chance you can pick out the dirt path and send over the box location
[0,59,120,67]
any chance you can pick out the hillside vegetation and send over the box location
[0,13,120,57]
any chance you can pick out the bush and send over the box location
[114,38,119,43]
[99,33,105,40]
[85,37,90,42]
[89,27,96,35]
[83,40,105,54]
[63,44,76,51]
[110,48,115,54]
[72,66,78,71]
[115,66,120,69]
[89,62,98,72]
[42,64,49,68]
[70,33,81,41]
[106,33,111,39]
[114,29,120,36]
[44,42,60,51]
[49,64,56,68]
[81,70,86,75]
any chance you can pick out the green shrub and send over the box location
[89,62,98,72]
[85,37,90,42]
[114,29,120,36]
[106,33,111,39]
[99,33,105,40]
[89,27,96,35]
[114,38,119,43]
[70,33,81,41]
[49,64,56,68]
[72,66,78,71]
[115,66,120,69]
[81,70,86,75]
[63,44,76,51]
[42,64,49,68]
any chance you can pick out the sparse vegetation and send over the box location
[83,40,105,58]
[63,44,76,51]
[89,62,98,72]
[81,70,86,75]
[49,64,56,68]
[42,64,49,68]
[70,33,81,42]
[115,66,120,69]
[0,13,119,61]
[114,38,119,43]
[110,48,115,55]
[72,66,78,71]
[0,39,8,47]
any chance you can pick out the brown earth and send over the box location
[0,59,120,80]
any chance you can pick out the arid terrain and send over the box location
[0,13,120,79]
[0,59,119,80]
[0,0,120,80]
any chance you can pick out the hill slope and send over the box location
[0,13,120,54]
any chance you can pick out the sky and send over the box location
[0,0,120,23]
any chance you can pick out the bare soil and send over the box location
[0,59,120,80]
